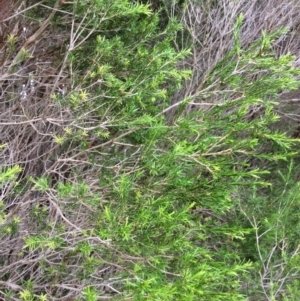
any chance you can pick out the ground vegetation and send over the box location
[1,1,300,300]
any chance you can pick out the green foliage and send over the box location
[68,2,190,118]
[82,286,97,301]
[3,2,300,301]
[29,176,49,192]
[236,159,300,300]
[24,235,65,252]
[0,165,22,232]
[0,165,21,184]
[59,8,300,299]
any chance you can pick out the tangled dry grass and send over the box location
[0,1,123,299]
[168,0,300,122]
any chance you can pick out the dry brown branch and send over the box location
[166,0,300,122]
[0,2,129,297]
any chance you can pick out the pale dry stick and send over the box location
[21,0,60,48]
[56,158,104,168]
[112,147,141,169]
[2,2,42,22]
[7,0,61,73]
[68,100,109,124]
[60,129,136,162]
[183,1,235,94]
[51,3,109,95]
[246,216,272,271]
[275,111,300,121]
[67,4,110,51]
[203,131,233,156]
[101,283,122,295]
[70,122,108,131]
[45,117,71,126]
[39,2,74,15]
[252,216,284,301]
[45,191,112,246]
[0,254,46,275]
[263,236,300,299]
[187,155,213,174]
[146,260,181,278]
[175,0,300,117]
[280,98,300,103]
[2,189,39,222]
[68,5,91,50]
[187,102,221,106]
[57,186,96,213]
[9,259,39,283]
[157,78,221,117]
[45,190,83,232]
[264,245,278,275]
[26,119,56,138]
[0,118,43,126]
[0,281,22,291]
[35,283,81,293]
[272,267,294,299]
[49,41,70,96]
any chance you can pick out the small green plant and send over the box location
[0,165,21,184]
[29,176,49,192]
[82,286,97,301]
[7,34,17,53]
